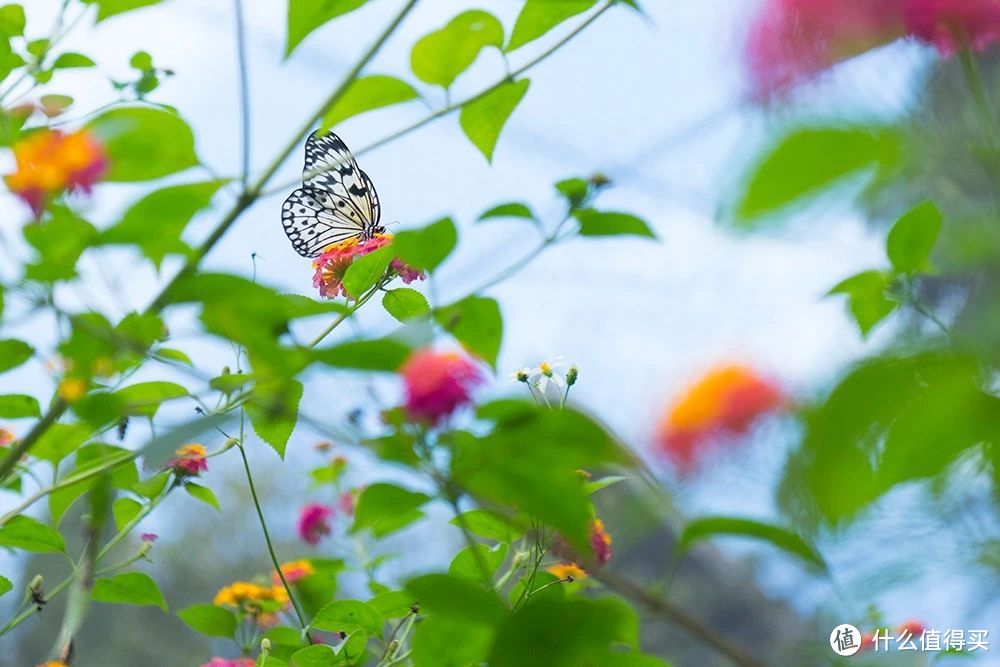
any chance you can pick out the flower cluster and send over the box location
[168,443,208,476]
[553,518,613,572]
[312,233,423,299]
[657,364,785,471]
[201,658,254,667]
[298,502,334,545]
[213,580,289,614]
[4,129,108,217]
[547,562,587,581]
[590,519,613,567]
[746,0,1000,94]
[273,559,314,585]
[0,428,14,447]
[400,349,483,424]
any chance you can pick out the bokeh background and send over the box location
[1,1,998,665]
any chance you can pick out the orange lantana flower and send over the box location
[5,129,107,217]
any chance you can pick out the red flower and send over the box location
[338,488,358,516]
[311,233,423,299]
[168,444,208,476]
[904,0,1000,54]
[746,0,905,95]
[590,519,612,567]
[4,129,108,217]
[298,503,334,545]
[898,620,926,636]
[141,532,158,542]
[657,365,785,472]
[400,349,483,424]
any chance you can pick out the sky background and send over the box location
[2,0,997,662]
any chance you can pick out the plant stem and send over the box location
[236,444,311,637]
[309,280,384,347]
[447,495,494,585]
[233,0,252,189]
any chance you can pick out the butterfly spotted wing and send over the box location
[281,131,382,258]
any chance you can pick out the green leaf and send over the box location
[286,0,369,57]
[369,590,418,619]
[0,575,11,598]
[490,598,639,666]
[178,603,237,638]
[352,483,431,537]
[314,338,411,371]
[506,0,597,51]
[478,202,536,223]
[291,645,337,667]
[412,615,495,667]
[0,516,65,553]
[112,381,188,417]
[185,483,221,511]
[342,245,394,299]
[50,444,138,526]
[0,394,40,418]
[157,348,193,365]
[574,209,655,238]
[130,50,153,70]
[52,52,96,68]
[382,288,430,323]
[406,573,506,625]
[311,599,383,635]
[82,0,161,21]
[246,379,303,458]
[449,542,508,583]
[555,177,589,208]
[91,571,166,610]
[411,10,504,88]
[0,5,26,36]
[322,74,419,130]
[450,509,524,542]
[32,423,90,464]
[886,201,942,275]
[827,270,898,337]
[87,107,198,182]
[133,471,170,499]
[392,217,457,272]
[735,126,899,223]
[23,207,98,282]
[435,295,502,368]
[101,181,225,267]
[112,497,143,531]
[678,516,827,571]
[460,79,530,162]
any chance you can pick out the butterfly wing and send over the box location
[303,130,381,229]
[281,186,367,258]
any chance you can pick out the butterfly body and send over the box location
[281,131,384,257]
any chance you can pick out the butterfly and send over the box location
[281,130,385,258]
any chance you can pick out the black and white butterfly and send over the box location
[281,131,385,258]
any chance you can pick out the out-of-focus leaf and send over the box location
[0,4,25,36]
[286,0,369,57]
[506,0,596,52]
[112,497,142,531]
[87,106,198,181]
[112,381,188,418]
[0,575,11,598]
[82,0,161,21]
[412,615,495,667]
[50,444,137,526]
[185,483,221,511]
[886,201,942,275]
[0,394,39,418]
[246,379,302,458]
[0,338,35,373]
[311,599,383,635]
[574,209,655,238]
[91,572,166,610]
[478,202,536,223]
[460,79,530,162]
[382,288,430,323]
[449,542,508,583]
[406,573,507,625]
[450,509,525,542]
[411,10,503,88]
[678,516,827,571]
[392,217,457,272]
[290,644,336,667]
[101,181,225,267]
[322,74,418,130]
[434,295,502,368]
[315,337,410,371]
[369,590,417,619]
[0,516,66,553]
[33,423,90,464]
[352,483,430,537]
[23,207,98,282]
[52,52,96,68]
[178,603,237,638]
[735,126,899,223]
[827,270,898,337]
[490,597,638,666]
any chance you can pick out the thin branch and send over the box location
[233,0,252,189]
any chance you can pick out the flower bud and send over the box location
[566,365,579,386]
[222,437,239,452]
[29,575,43,594]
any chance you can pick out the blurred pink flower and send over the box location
[338,489,358,516]
[904,0,1000,54]
[200,659,254,667]
[298,503,334,545]
[400,349,483,424]
[746,0,905,94]
[141,533,158,542]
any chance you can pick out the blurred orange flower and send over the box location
[169,443,208,476]
[5,129,108,217]
[657,364,785,470]
[272,559,314,585]
[548,562,587,580]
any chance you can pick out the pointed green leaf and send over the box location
[460,79,530,162]
[246,379,303,458]
[828,270,898,337]
[113,497,143,531]
[392,217,457,272]
[178,603,238,638]
[478,202,536,223]
[352,483,430,537]
[52,52,96,68]
[91,571,166,610]
[506,0,596,51]
[87,107,198,182]
[886,201,942,275]
[311,599,383,635]
[342,245,394,299]
[574,209,655,238]
[0,516,65,553]
[82,0,161,21]
[286,0,370,57]
[0,394,40,418]
[322,74,419,130]
[411,10,503,88]
[185,482,221,511]
[678,516,827,571]
[0,339,33,372]
[435,295,502,368]
[382,288,430,322]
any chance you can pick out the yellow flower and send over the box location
[273,559,315,585]
[547,562,587,581]
[57,377,87,402]
[37,662,68,667]
[0,428,14,447]
[213,581,289,612]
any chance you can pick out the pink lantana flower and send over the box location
[904,0,1000,55]
[400,349,483,424]
[200,659,254,667]
[298,503,334,545]
[312,233,423,299]
[168,443,208,476]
